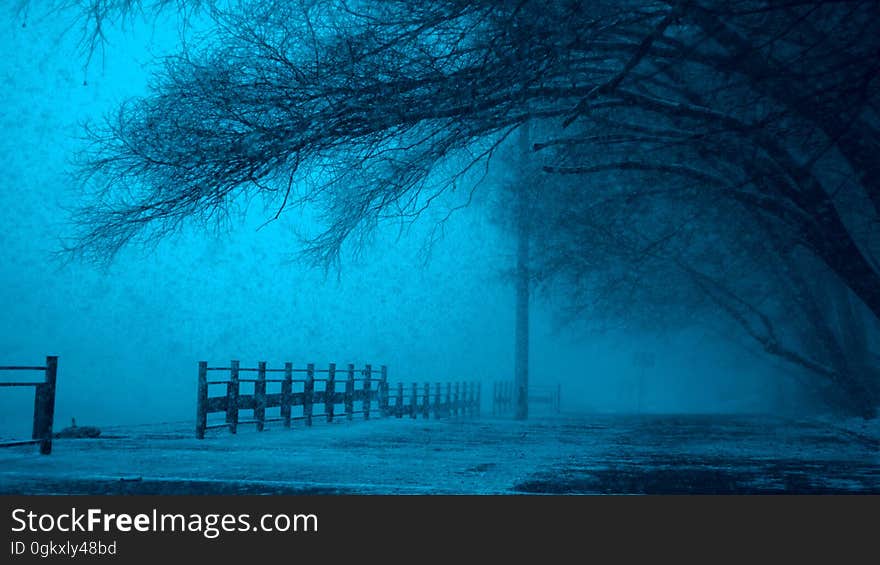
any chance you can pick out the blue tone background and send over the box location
[0,6,781,438]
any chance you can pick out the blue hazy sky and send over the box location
[0,6,783,435]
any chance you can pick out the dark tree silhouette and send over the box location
[525,163,879,417]
[28,0,880,414]
[40,1,683,263]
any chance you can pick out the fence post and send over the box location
[379,365,389,417]
[32,356,58,455]
[345,364,355,421]
[196,361,208,439]
[282,362,293,428]
[477,382,482,416]
[255,361,267,432]
[453,382,460,417]
[304,363,315,427]
[462,381,467,415]
[227,360,240,434]
[471,383,477,416]
[422,383,430,419]
[326,363,336,423]
[395,382,404,418]
[410,383,418,419]
[556,383,561,413]
[445,383,452,417]
[434,382,442,420]
[363,364,372,420]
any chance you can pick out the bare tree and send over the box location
[525,155,879,417]
[37,1,673,261]
[31,0,880,414]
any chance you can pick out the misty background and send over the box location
[0,5,784,437]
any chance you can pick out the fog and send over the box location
[0,7,786,437]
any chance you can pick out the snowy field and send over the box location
[0,414,877,494]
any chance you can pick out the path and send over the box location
[0,414,876,494]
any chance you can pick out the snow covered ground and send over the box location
[0,413,877,494]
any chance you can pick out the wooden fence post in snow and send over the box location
[32,356,58,455]
[363,364,372,420]
[326,363,336,423]
[226,360,240,434]
[461,382,467,416]
[281,362,293,428]
[434,382,442,419]
[345,364,355,421]
[410,383,418,419]
[470,382,477,416]
[422,383,430,419]
[379,365,389,417]
[477,382,482,416]
[196,361,208,440]
[255,361,267,431]
[304,363,315,427]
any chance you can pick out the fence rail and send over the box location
[493,381,560,415]
[196,361,480,439]
[0,356,58,454]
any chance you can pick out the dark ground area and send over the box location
[1,414,877,494]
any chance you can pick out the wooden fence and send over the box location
[493,381,560,415]
[0,356,58,454]
[196,361,480,439]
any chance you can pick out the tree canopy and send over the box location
[29,0,880,416]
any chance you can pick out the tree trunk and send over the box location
[514,120,531,420]
[774,247,878,419]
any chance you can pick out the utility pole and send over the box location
[514,119,530,420]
